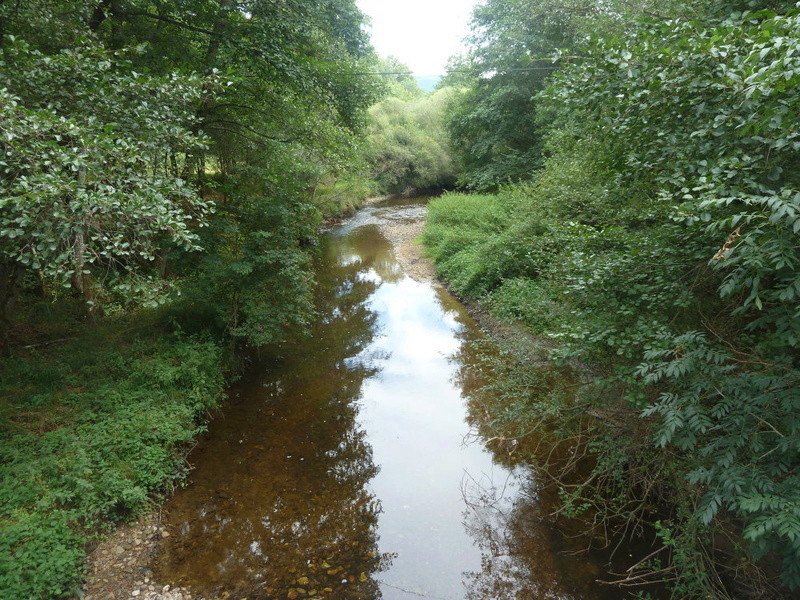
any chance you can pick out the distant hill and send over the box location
[415,75,442,92]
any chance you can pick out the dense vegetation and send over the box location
[426,0,800,598]
[3,0,798,598]
[0,1,382,597]
[0,320,225,597]
[361,58,459,195]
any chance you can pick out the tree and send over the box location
[364,87,459,194]
[0,42,211,333]
[0,0,382,344]
[444,0,690,190]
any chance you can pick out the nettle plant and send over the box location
[544,2,800,589]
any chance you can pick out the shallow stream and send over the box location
[151,198,627,600]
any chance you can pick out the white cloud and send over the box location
[357,0,478,76]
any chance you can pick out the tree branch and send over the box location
[120,10,220,37]
[203,121,296,145]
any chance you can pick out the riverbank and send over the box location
[374,205,437,285]
[0,313,227,600]
[83,513,201,600]
[0,185,380,600]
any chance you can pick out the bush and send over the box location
[0,510,85,599]
[487,278,566,334]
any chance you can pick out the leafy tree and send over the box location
[444,0,690,190]
[76,0,383,174]
[362,60,459,195]
[0,0,382,344]
[0,42,211,332]
[544,4,800,589]
[172,169,317,347]
[375,55,424,100]
[364,89,459,194]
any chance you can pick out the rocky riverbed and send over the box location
[82,514,199,600]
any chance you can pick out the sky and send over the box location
[356,0,479,77]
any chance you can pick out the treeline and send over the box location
[0,1,382,597]
[424,0,800,598]
[361,58,459,195]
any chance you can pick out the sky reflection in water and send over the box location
[152,201,618,600]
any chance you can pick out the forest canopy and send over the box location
[0,0,383,345]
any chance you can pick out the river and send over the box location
[150,197,628,600]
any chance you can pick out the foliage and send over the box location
[173,173,317,347]
[428,0,800,596]
[0,0,382,342]
[442,0,685,190]
[641,332,800,588]
[312,174,378,218]
[0,323,226,598]
[0,42,210,310]
[543,8,800,588]
[363,64,459,194]
[0,510,85,599]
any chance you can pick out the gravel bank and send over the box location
[376,209,438,286]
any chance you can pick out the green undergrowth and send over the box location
[0,310,227,599]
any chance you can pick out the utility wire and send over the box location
[364,66,561,76]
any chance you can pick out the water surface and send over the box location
[152,199,625,600]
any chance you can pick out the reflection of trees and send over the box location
[461,472,553,600]
[153,223,398,599]
[330,225,404,285]
[462,466,621,600]
[442,288,622,600]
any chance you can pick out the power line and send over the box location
[364,66,561,76]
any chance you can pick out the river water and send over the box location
[151,198,627,600]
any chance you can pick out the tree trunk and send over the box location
[156,248,169,279]
[0,0,7,51]
[109,1,124,49]
[88,0,112,31]
[71,225,87,298]
[71,170,101,319]
[88,0,124,48]
[0,257,20,353]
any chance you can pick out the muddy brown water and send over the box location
[152,198,639,600]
